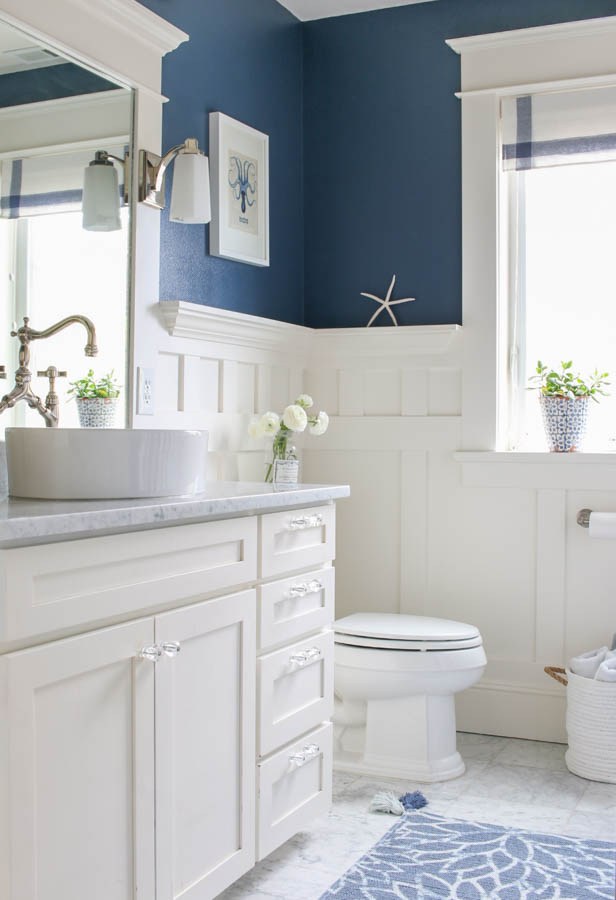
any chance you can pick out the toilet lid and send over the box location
[334,613,482,651]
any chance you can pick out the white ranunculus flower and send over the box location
[282,404,308,432]
[260,411,280,435]
[248,419,262,438]
[295,394,314,410]
[309,410,329,436]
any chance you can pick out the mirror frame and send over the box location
[0,0,187,425]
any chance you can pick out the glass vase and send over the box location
[265,434,299,486]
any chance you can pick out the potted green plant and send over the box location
[528,360,609,452]
[68,370,121,428]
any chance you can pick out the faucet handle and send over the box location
[37,367,67,398]
[37,367,67,380]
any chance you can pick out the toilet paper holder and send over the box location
[577,508,592,528]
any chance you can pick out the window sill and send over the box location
[454,451,616,489]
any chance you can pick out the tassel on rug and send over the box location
[369,790,427,816]
[399,791,428,810]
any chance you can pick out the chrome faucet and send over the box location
[0,315,98,427]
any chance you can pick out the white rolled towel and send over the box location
[595,656,616,682]
[569,647,608,678]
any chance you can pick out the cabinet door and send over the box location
[155,590,256,900]
[0,620,156,900]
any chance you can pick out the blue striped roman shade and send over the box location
[502,86,616,170]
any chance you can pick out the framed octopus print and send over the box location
[209,112,270,267]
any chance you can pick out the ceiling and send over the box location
[277,0,436,21]
[0,21,62,75]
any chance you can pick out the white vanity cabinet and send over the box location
[0,497,340,900]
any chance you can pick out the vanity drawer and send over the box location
[0,517,258,644]
[259,505,335,579]
[257,723,333,861]
[258,567,335,651]
[258,630,334,757]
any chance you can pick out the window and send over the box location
[501,87,616,451]
[449,17,616,457]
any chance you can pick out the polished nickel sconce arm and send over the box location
[139,137,201,210]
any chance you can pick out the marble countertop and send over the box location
[0,482,350,547]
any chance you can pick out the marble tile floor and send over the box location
[220,733,616,900]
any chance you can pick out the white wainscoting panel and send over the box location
[144,302,616,743]
[401,370,429,417]
[302,450,402,619]
[363,371,401,416]
[535,490,566,665]
[400,451,429,616]
[181,356,220,415]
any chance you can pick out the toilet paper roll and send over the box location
[588,513,616,539]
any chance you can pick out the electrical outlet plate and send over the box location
[137,366,155,416]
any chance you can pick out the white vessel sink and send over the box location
[5,428,209,500]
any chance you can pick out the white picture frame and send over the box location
[209,112,269,267]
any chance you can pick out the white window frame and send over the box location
[447,16,616,457]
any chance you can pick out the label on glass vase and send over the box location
[273,458,299,487]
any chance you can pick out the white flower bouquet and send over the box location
[249,394,329,483]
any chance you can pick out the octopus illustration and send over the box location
[228,155,257,214]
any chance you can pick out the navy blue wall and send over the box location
[303,0,616,328]
[138,0,616,327]
[138,0,304,324]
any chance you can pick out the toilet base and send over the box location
[334,746,466,783]
[334,692,466,783]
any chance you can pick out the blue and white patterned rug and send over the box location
[320,812,616,899]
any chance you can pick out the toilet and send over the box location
[334,613,487,782]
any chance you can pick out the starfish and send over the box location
[361,275,415,327]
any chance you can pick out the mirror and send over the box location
[0,18,133,432]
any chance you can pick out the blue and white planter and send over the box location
[76,397,118,428]
[539,394,590,452]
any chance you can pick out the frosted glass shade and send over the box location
[170,151,211,224]
[82,163,121,232]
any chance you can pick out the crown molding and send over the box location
[72,0,188,56]
[159,301,460,359]
[446,16,616,55]
[312,323,460,360]
[159,301,312,354]
[447,15,616,94]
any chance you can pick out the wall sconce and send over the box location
[139,138,211,224]
[82,137,211,231]
[82,150,126,232]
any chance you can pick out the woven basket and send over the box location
[545,665,616,784]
